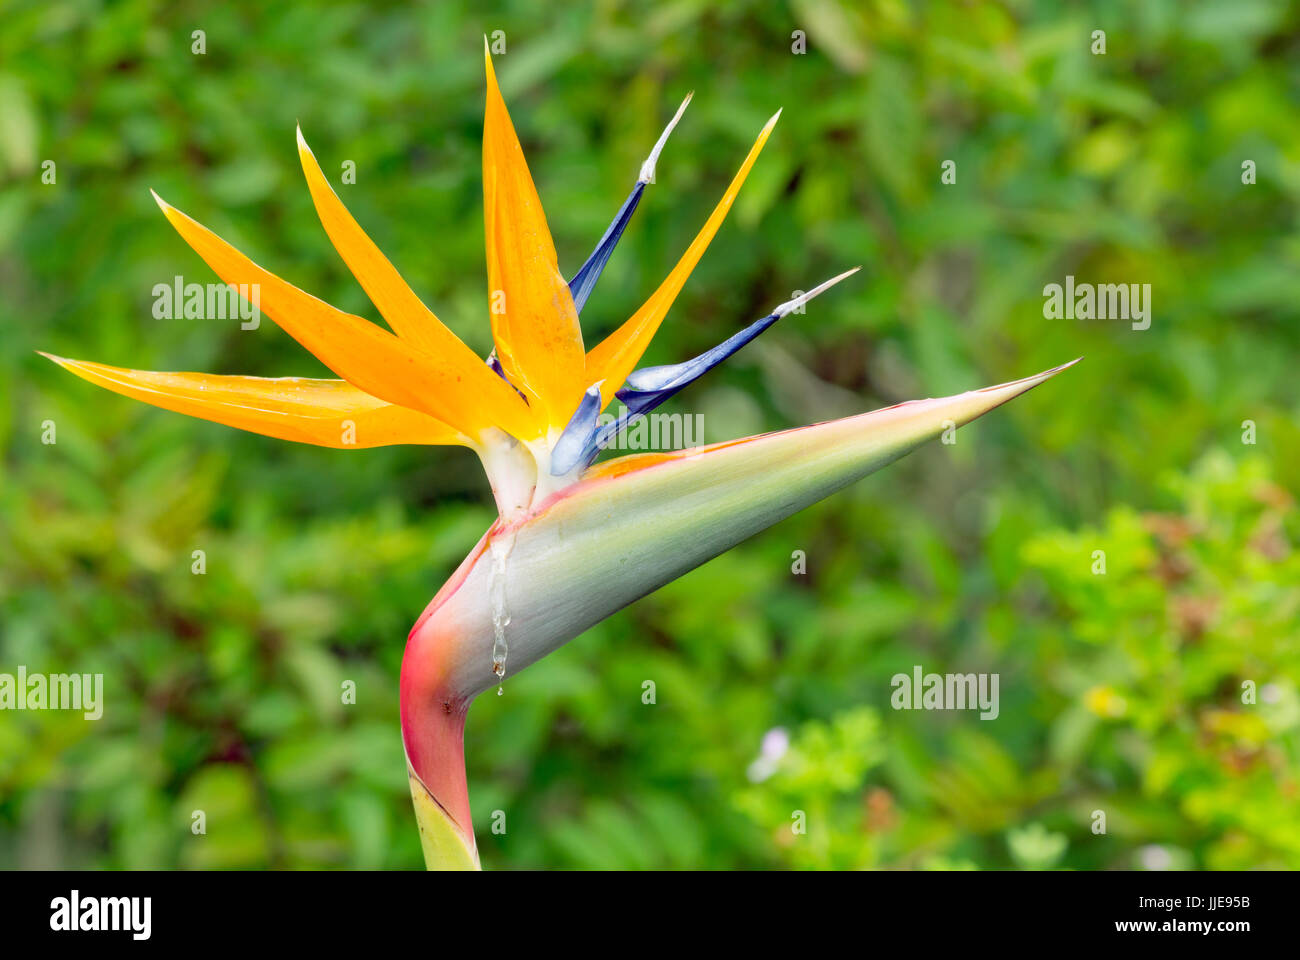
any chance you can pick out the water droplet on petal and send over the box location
[487,528,517,688]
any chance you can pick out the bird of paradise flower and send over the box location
[43,45,1078,869]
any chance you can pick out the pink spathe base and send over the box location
[400,636,473,843]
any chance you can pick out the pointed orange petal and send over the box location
[585,110,781,407]
[150,191,538,442]
[42,354,466,448]
[482,45,585,432]
[297,126,457,358]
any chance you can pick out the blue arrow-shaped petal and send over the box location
[566,93,693,314]
[615,266,860,416]
[550,267,860,475]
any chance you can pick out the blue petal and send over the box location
[616,267,861,420]
[567,182,645,315]
[485,349,527,401]
[542,268,859,472]
[565,93,692,315]
[617,310,782,417]
[550,382,607,475]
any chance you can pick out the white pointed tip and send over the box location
[1033,356,1084,380]
[149,188,167,211]
[765,107,783,131]
[295,123,310,152]
[972,357,1083,400]
[638,91,694,184]
[772,266,861,317]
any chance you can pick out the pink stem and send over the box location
[400,622,474,846]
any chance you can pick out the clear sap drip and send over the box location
[488,527,516,692]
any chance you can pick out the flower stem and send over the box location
[401,640,479,869]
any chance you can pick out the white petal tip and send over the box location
[772,266,861,317]
[638,91,694,184]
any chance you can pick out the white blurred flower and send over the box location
[746,726,790,782]
[1138,845,1172,871]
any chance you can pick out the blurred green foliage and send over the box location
[1,0,1298,869]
